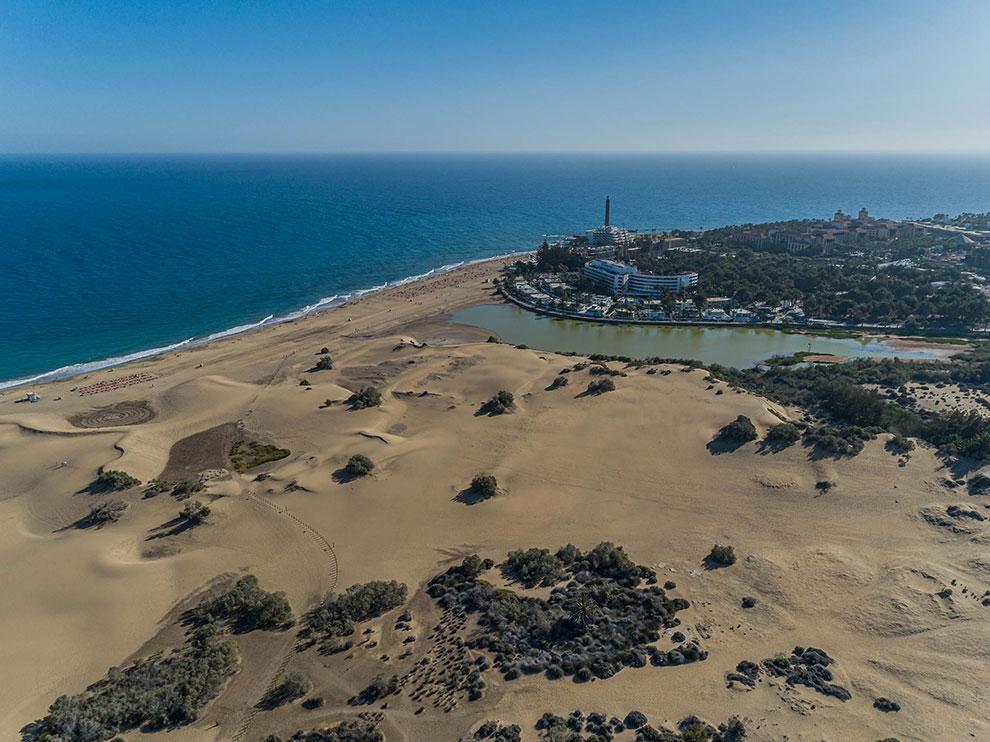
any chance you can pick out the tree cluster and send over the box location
[427,543,702,685]
[307,580,408,639]
[189,574,292,631]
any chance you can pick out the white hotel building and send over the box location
[583,259,698,297]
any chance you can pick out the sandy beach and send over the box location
[2,256,988,742]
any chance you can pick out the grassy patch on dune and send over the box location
[229,440,290,471]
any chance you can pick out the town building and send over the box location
[583,259,698,297]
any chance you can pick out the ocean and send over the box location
[2,153,989,387]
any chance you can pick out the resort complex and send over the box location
[501,200,990,330]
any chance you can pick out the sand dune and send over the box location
[1,258,987,741]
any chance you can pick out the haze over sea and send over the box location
[3,153,990,387]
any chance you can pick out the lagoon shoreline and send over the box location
[2,249,969,398]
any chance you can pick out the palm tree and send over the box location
[568,594,599,628]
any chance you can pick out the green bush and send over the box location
[481,390,515,414]
[505,548,566,588]
[586,378,616,394]
[87,499,128,525]
[347,387,383,409]
[276,670,309,703]
[765,422,801,446]
[470,473,498,499]
[886,434,915,454]
[172,479,204,499]
[344,454,375,477]
[98,469,141,490]
[144,478,174,494]
[180,500,211,525]
[360,673,398,702]
[707,544,737,566]
[718,415,757,443]
[315,354,334,371]
[805,425,872,456]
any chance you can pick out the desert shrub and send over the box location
[456,554,495,579]
[718,416,757,443]
[765,422,801,446]
[805,425,872,456]
[482,390,515,414]
[970,473,990,492]
[347,387,383,409]
[145,478,174,494]
[25,625,237,740]
[358,673,398,702]
[873,697,901,713]
[190,574,292,630]
[87,499,128,525]
[319,346,330,354]
[344,454,375,477]
[276,670,310,703]
[487,336,500,343]
[98,469,141,490]
[586,378,616,394]
[720,715,748,741]
[547,375,569,390]
[578,541,646,584]
[172,479,204,499]
[707,544,736,566]
[886,435,915,454]
[180,500,211,525]
[555,543,583,564]
[315,354,334,371]
[300,379,311,387]
[308,580,408,639]
[302,696,324,710]
[470,473,498,499]
[588,364,622,377]
[505,548,567,588]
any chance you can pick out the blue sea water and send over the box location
[2,153,990,387]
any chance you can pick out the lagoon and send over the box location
[452,303,955,368]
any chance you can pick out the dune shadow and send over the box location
[146,515,196,541]
[756,439,795,456]
[75,479,116,496]
[706,436,746,455]
[452,487,491,505]
[702,556,732,571]
[474,403,512,417]
[56,512,111,532]
[331,467,363,484]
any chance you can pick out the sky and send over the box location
[1,0,989,153]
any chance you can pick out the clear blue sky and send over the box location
[2,0,988,153]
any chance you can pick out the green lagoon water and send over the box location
[453,304,952,368]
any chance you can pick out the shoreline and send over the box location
[0,249,533,393]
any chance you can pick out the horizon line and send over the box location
[3,148,990,157]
